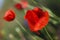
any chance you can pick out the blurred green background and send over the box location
[0,0,60,40]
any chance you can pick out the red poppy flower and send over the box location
[24,7,49,32]
[15,3,23,10]
[3,9,15,22]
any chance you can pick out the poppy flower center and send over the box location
[32,7,44,18]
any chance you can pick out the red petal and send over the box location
[25,10,39,25]
[34,11,49,31]
[32,7,44,18]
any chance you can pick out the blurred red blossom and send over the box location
[20,1,28,8]
[3,9,15,22]
[15,0,28,9]
[15,3,23,10]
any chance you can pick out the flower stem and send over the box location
[15,19,37,40]
[32,0,37,5]
[44,27,53,40]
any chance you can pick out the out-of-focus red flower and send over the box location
[15,3,23,10]
[15,0,28,9]
[24,7,49,33]
[3,9,15,22]
[20,1,28,8]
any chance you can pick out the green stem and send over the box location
[31,0,40,6]
[15,19,37,40]
[32,0,37,4]
[44,27,53,40]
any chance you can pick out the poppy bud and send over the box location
[24,7,49,33]
[3,9,15,22]
[15,3,23,10]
